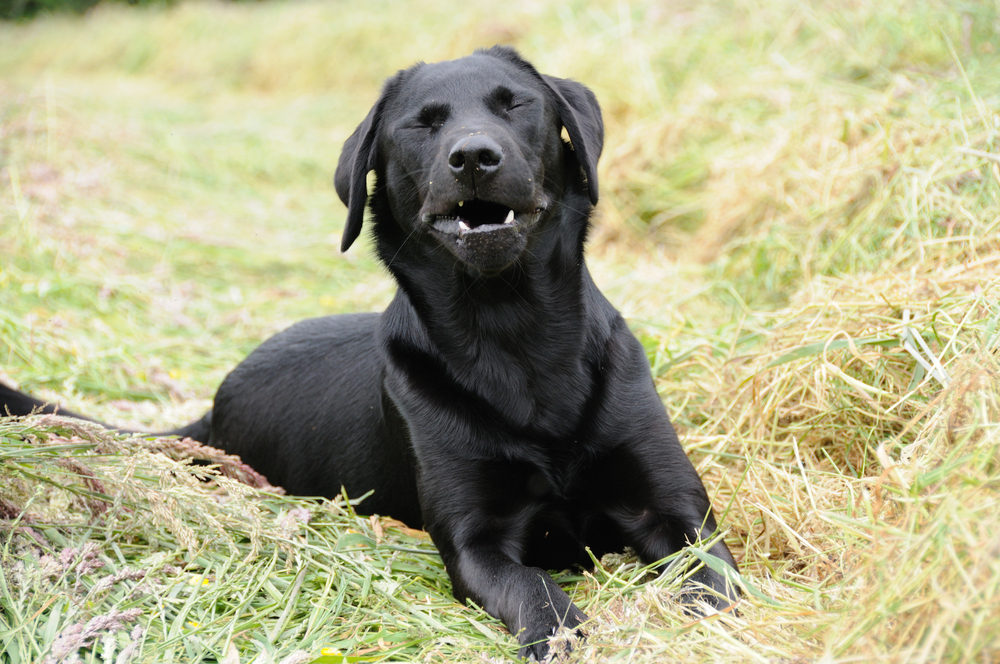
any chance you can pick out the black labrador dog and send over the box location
[2,46,738,659]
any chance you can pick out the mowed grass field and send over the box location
[2,1,999,662]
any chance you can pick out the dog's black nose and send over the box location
[448,135,503,178]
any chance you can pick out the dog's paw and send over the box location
[516,607,587,661]
[518,636,551,662]
[677,564,741,616]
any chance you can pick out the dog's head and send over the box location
[334,46,603,274]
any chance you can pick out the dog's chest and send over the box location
[454,328,594,437]
[517,456,624,568]
[508,436,599,506]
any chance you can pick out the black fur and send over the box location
[0,383,99,423]
[2,47,738,659]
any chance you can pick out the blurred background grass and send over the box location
[2,1,999,662]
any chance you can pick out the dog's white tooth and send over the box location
[458,220,470,232]
[504,209,515,224]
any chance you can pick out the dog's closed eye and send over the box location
[488,86,530,118]
[415,104,450,131]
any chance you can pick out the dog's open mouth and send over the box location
[427,199,543,236]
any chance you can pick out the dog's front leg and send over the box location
[598,327,741,611]
[415,462,586,661]
[628,485,739,609]
[447,542,586,660]
[599,435,741,611]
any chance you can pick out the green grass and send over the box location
[2,0,1000,662]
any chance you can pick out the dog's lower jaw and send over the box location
[421,206,547,275]
[458,226,528,274]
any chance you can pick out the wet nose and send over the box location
[448,135,504,179]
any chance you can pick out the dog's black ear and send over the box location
[542,75,604,205]
[334,103,382,252]
[334,72,407,252]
